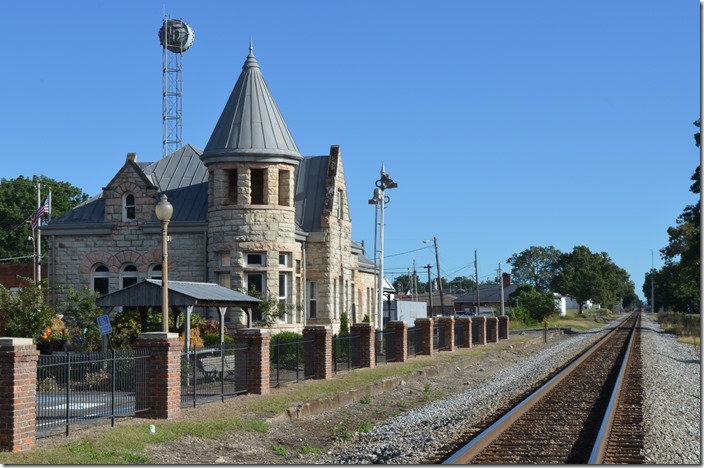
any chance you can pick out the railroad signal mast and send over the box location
[159,17,195,158]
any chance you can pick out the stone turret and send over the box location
[201,44,300,319]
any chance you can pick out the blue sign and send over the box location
[97,314,112,336]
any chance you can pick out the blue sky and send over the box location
[2,1,699,300]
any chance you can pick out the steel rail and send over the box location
[443,314,637,465]
[588,314,639,464]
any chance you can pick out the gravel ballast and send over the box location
[316,314,701,464]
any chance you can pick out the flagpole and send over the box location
[36,182,42,284]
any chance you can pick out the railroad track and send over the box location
[442,312,644,464]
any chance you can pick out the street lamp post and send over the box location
[155,194,173,332]
[369,164,397,333]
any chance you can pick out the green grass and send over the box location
[0,331,530,464]
[0,416,267,465]
[360,393,372,404]
[269,444,289,456]
[356,420,373,433]
[299,445,322,455]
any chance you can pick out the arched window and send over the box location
[120,265,138,289]
[92,265,109,295]
[149,264,162,280]
[123,194,136,221]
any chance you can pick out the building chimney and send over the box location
[502,272,512,288]
[126,152,137,162]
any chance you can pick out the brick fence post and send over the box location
[386,321,408,362]
[486,317,499,343]
[303,326,332,380]
[0,338,38,452]
[456,317,472,348]
[350,323,375,368]
[498,315,510,340]
[436,316,455,352]
[414,318,434,356]
[473,316,487,345]
[234,329,270,395]
[134,332,181,420]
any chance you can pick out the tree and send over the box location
[0,175,89,261]
[644,119,701,312]
[551,246,620,314]
[507,284,558,324]
[506,246,562,292]
[449,276,475,292]
[0,277,55,339]
[58,286,105,351]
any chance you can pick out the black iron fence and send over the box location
[181,343,248,408]
[270,334,315,387]
[374,329,397,364]
[36,349,150,436]
[454,320,465,347]
[434,322,446,351]
[332,332,362,374]
[407,326,422,357]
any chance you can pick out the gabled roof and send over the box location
[94,279,261,309]
[454,284,519,304]
[47,145,207,226]
[202,44,301,165]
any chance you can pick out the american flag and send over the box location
[31,196,49,230]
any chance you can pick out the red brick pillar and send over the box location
[234,329,270,395]
[486,317,499,343]
[351,323,375,368]
[303,326,332,380]
[456,317,472,348]
[414,318,434,356]
[498,316,509,340]
[436,316,455,352]
[386,321,408,362]
[0,338,38,452]
[134,332,181,420]
[473,316,487,345]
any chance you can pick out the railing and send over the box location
[455,321,465,347]
[434,322,446,351]
[36,349,150,436]
[332,332,362,374]
[270,335,315,387]
[375,329,397,364]
[181,343,248,408]
[407,326,422,357]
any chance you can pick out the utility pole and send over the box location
[412,259,418,301]
[651,249,655,314]
[474,249,481,314]
[498,262,505,316]
[433,237,445,316]
[424,264,433,316]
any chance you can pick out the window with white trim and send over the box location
[123,194,136,221]
[149,264,162,280]
[92,265,109,295]
[308,281,317,319]
[278,253,289,267]
[120,265,138,289]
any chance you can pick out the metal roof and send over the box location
[47,145,207,226]
[202,43,301,164]
[94,279,261,309]
[454,284,519,304]
[294,155,328,232]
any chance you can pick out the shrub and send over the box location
[271,331,304,369]
[202,333,234,345]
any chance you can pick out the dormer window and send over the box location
[123,194,136,221]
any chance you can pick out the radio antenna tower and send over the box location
[158,16,195,157]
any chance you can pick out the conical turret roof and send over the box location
[201,43,301,166]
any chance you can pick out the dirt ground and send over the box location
[35,331,565,464]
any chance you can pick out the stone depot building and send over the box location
[42,46,377,333]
